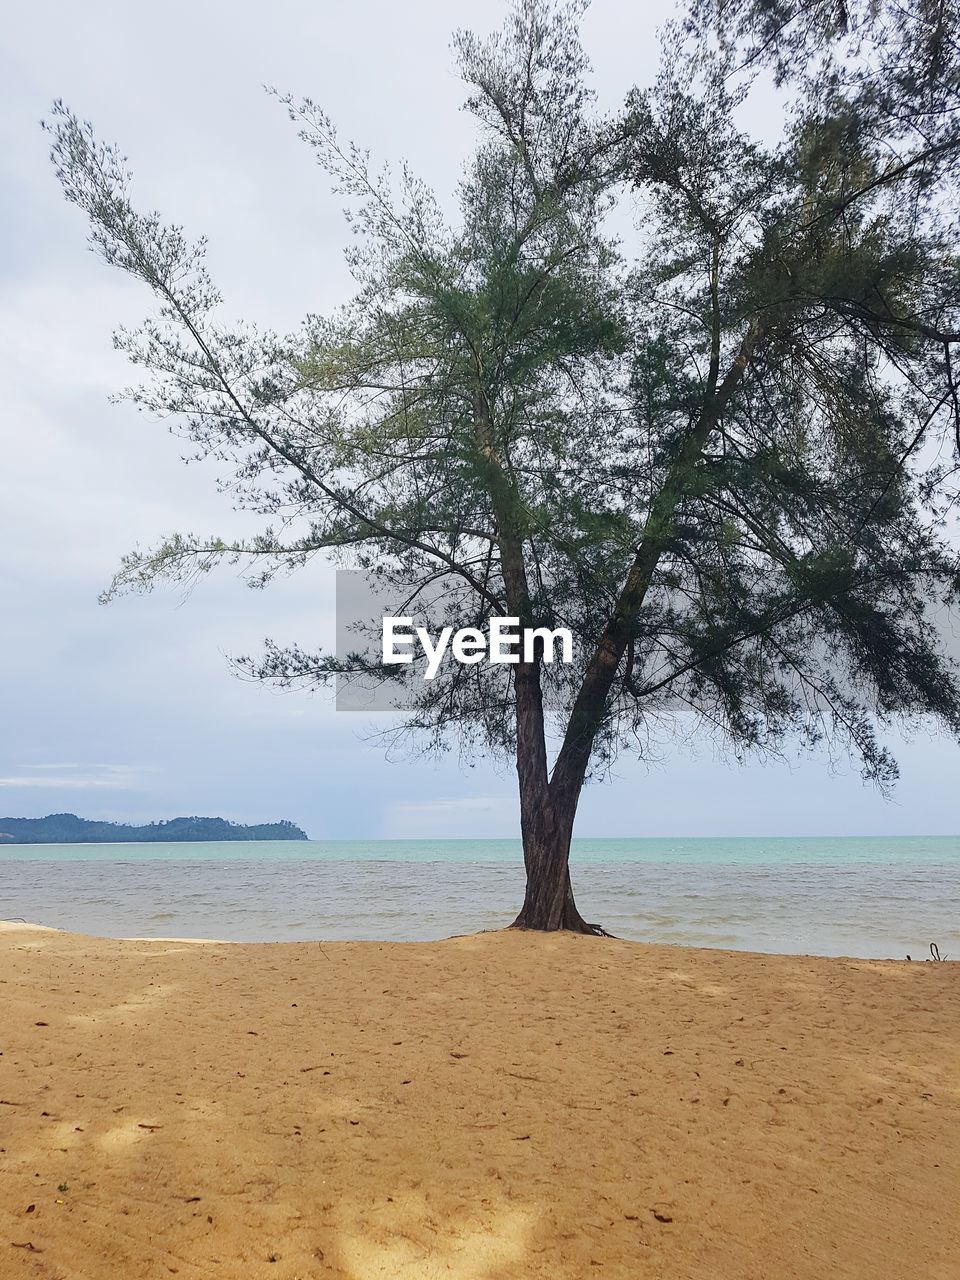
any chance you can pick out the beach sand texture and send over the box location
[0,923,957,1279]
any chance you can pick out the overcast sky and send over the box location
[2,0,958,840]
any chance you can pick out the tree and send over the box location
[49,0,960,932]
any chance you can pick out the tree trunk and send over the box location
[470,399,609,935]
[510,783,606,934]
[512,854,604,932]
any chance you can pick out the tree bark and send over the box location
[511,833,605,932]
[510,768,606,934]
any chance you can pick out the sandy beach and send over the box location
[1,923,957,1279]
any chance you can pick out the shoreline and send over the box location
[0,915,950,962]
[2,923,958,1278]
[1,916,951,962]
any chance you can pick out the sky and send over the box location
[2,0,959,840]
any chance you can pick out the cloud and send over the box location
[0,764,152,791]
[383,794,518,839]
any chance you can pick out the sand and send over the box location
[0,924,957,1279]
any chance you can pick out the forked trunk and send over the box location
[510,786,606,934]
[477,394,608,935]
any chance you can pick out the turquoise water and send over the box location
[2,836,958,957]
[3,834,958,863]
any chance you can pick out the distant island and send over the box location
[0,813,309,845]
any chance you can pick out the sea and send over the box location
[2,836,959,959]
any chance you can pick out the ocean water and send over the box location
[1,836,958,959]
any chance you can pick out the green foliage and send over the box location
[46,0,960,799]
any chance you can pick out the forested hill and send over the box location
[0,813,309,844]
